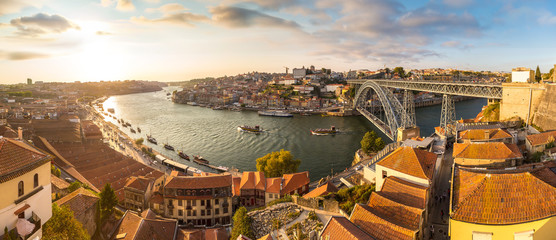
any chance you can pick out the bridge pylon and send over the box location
[440,94,456,136]
[403,90,416,128]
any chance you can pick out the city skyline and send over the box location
[0,0,555,84]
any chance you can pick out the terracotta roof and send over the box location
[239,171,266,191]
[177,228,203,240]
[165,174,232,189]
[125,176,152,192]
[111,211,177,240]
[51,174,70,190]
[379,177,428,209]
[150,193,164,204]
[232,177,241,196]
[350,204,416,240]
[0,137,51,183]
[320,216,374,240]
[55,187,99,219]
[459,128,512,140]
[451,165,556,224]
[303,182,338,199]
[258,234,274,240]
[377,147,436,180]
[0,126,18,138]
[141,209,157,219]
[526,131,556,146]
[453,142,523,160]
[205,227,229,240]
[281,171,310,195]
[111,211,142,240]
[266,177,281,194]
[366,193,423,230]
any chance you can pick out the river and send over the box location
[102,87,486,181]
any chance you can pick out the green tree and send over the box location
[393,67,405,78]
[68,182,82,193]
[373,137,385,152]
[360,131,379,154]
[256,149,301,178]
[535,65,541,82]
[99,183,118,221]
[51,165,61,177]
[43,203,90,240]
[135,138,144,145]
[231,207,254,240]
[3,227,13,240]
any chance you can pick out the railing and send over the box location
[367,141,403,167]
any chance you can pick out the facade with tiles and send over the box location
[161,174,233,227]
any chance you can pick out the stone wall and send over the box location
[322,199,339,213]
[533,84,556,131]
[292,196,340,213]
[500,83,546,123]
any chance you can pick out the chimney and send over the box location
[484,130,490,140]
[18,127,23,140]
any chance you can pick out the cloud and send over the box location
[131,13,209,27]
[0,50,49,60]
[0,0,41,16]
[224,0,298,10]
[145,3,187,14]
[116,0,135,11]
[441,40,473,49]
[100,0,113,7]
[442,0,473,8]
[10,13,80,37]
[96,31,112,35]
[209,6,300,29]
[538,13,556,25]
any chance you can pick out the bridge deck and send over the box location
[356,107,394,141]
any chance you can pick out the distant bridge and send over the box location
[347,79,502,141]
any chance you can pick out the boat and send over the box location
[257,110,293,117]
[147,135,157,144]
[300,112,311,116]
[212,106,224,110]
[130,128,136,133]
[237,125,263,133]
[193,155,209,165]
[107,108,115,113]
[178,150,190,160]
[137,127,141,133]
[164,143,174,151]
[311,126,338,136]
[214,166,229,172]
[187,102,198,106]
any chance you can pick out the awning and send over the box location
[16,218,35,236]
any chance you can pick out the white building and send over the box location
[512,67,535,83]
[0,137,53,240]
[324,84,344,93]
[292,68,306,79]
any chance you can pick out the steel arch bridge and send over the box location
[349,79,502,141]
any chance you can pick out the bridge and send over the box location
[347,79,503,141]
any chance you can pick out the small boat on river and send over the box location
[237,125,262,133]
[193,155,209,165]
[147,135,157,144]
[311,126,338,136]
[178,150,190,160]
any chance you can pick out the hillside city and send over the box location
[1,64,556,240]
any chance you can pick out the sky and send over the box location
[0,0,555,83]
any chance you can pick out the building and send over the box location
[50,174,70,199]
[55,187,99,236]
[161,173,233,226]
[303,182,338,199]
[233,171,310,207]
[525,130,556,153]
[239,172,266,207]
[449,163,556,239]
[123,176,154,211]
[458,128,513,143]
[374,146,437,191]
[111,209,179,240]
[27,78,32,85]
[511,67,535,83]
[292,68,306,79]
[265,177,281,205]
[0,137,53,240]
[453,142,523,167]
[320,216,373,240]
[281,171,310,196]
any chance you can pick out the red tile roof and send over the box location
[165,174,232,189]
[232,177,241,196]
[111,211,177,240]
[124,176,152,192]
[378,147,436,180]
[281,171,309,195]
[51,174,70,190]
[350,204,416,240]
[366,193,423,231]
[0,126,18,138]
[55,187,99,219]
[453,142,523,160]
[265,177,281,194]
[459,128,512,141]
[303,182,338,199]
[320,216,373,240]
[239,171,266,191]
[0,137,51,183]
[526,130,556,146]
[379,177,428,209]
[451,165,556,224]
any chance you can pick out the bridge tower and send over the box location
[440,94,456,136]
[402,90,416,128]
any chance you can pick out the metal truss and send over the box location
[403,90,416,128]
[440,94,456,136]
[348,79,503,99]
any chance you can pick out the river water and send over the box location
[103,87,486,181]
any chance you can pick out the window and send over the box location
[223,206,228,214]
[33,174,39,188]
[215,208,219,215]
[514,230,534,240]
[187,210,191,216]
[201,200,205,206]
[193,210,196,216]
[201,210,205,216]
[178,210,183,216]
[382,170,387,179]
[206,209,211,215]
[472,231,493,240]
[192,200,196,206]
[178,200,183,206]
[18,181,24,197]
[215,198,219,205]
[187,200,191,207]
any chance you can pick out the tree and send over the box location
[99,183,117,221]
[231,207,254,240]
[535,65,541,82]
[68,182,82,193]
[256,149,301,178]
[393,67,405,78]
[374,138,385,152]
[3,227,13,240]
[43,203,90,240]
[135,138,144,145]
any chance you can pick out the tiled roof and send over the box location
[141,209,157,219]
[111,211,178,240]
[55,187,99,219]
[239,171,266,191]
[377,146,436,180]
[453,142,523,160]
[232,177,241,196]
[281,171,310,195]
[303,182,338,199]
[165,174,232,189]
[350,204,416,240]
[366,193,423,231]
[205,227,229,240]
[125,176,152,192]
[111,211,142,240]
[320,216,374,240]
[150,192,164,204]
[51,174,70,190]
[0,126,18,138]
[258,234,274,240]
[379,177,427,209]
[451,165,556,224]
[459,128,512,140]
[266,177,281,194]
[526,130,556,146]
[0,137,51,183]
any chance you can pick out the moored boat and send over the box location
[147,135,157,144]
[130,128,136,133]
[137,127,141,133]
[164,143,174,151]
[178,150,190,160]
[257,110,293,117]
[193,155,209,165]
[311,126,338,135]
[237,125,262,133]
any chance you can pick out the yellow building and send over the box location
[450,163,556,240]
[453,142,523,168]
[0,137,53,240]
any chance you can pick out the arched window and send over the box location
[34,174,39,188]
[18,181,24,197]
